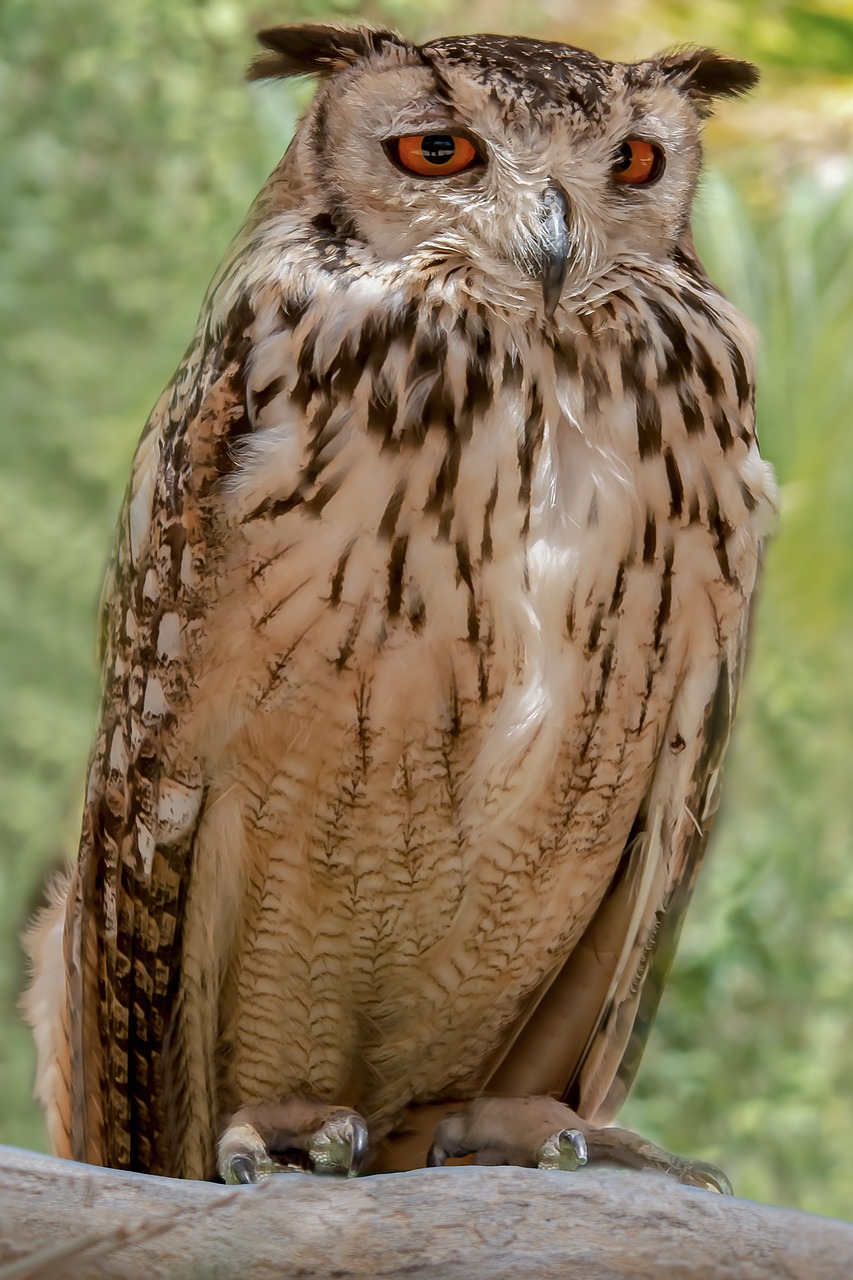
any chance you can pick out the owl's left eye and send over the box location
[385,134,483,178]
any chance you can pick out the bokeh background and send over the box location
[2,0,852,1217]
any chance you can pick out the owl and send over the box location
[24,24,777,1189]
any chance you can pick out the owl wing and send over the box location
[65,298,255,1176]
[483,617,753,1122]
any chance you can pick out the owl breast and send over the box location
[180,289,760,1129]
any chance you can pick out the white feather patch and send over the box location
[157,612,183,660]
[157,776,203,845]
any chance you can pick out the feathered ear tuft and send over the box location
[655,46,759,116]
[247,23,406,83]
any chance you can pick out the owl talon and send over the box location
[228,1154,262,1185]
[217,1121,277,1184]
[426,1098,593,1169]
[675,1159,733,1196]
[426,1139,448,1167]
[219,1098,369,1182]
[536,1127,589,1172]
[309,1111,369,1177]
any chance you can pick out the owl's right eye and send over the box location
[611,139,665,185]
[385,134,484,178]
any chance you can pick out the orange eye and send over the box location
[392,134,481,177]
[612,139,663,185]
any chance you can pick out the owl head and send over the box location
[250,25,757,316]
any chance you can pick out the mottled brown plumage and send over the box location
[25,24,776,1185]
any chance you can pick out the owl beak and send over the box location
[539,183,570,320]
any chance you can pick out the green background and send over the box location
[2,0,852,1219]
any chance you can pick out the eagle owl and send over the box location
[25,25,777,1187]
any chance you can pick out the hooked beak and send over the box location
[539,183,570,320]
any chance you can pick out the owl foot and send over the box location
[426,1096,731,1193]
[217,1096,369,1183]
[426,1096,587,1170]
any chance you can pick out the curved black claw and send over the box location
[229,1154,259,1185]
[348,1115,369,1176]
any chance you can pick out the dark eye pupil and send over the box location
[613,142,633,171]
[421,135,456,164]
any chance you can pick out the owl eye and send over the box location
[612,140,664,185]
[387,134,482,178]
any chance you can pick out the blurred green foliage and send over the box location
[1,0,851,1219]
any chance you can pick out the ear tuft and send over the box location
[656,46,759,115]
[247,23,406,83]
